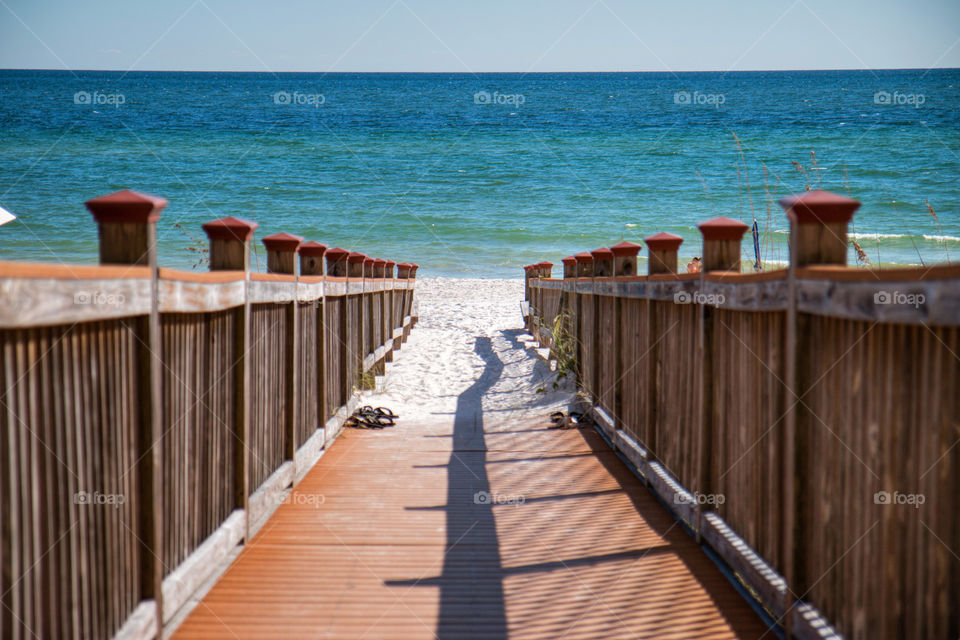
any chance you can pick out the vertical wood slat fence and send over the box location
[526,191,959,640]
[0,191,419,640]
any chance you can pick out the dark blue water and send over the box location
[1,69,957,275]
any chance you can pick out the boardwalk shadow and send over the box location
[388,335,508,639]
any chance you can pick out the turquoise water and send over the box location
[0,69,957,276]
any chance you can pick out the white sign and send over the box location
[0,205,16,226]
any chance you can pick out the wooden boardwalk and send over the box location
[172,406,767,637]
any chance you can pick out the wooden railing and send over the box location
[526,191,959,640]
[0,191,419,640]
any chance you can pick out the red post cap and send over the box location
[396,262,412,270]
[561,256,578,266]
[262,232,303,252]
[644,232,684,252]
[299,241,328,257]
[610,241,643,257]
[202,216,258,241]
[325,247,349,261]
[779,190,861,224]
[536,261,554,269]
[362,256,375,266]
[590,247,613,260]
[384,260,396,269]
[410,264,419,273]
[86,189,168,224]
[698,217,750,241]
[574,252,594,264]
[347,252,367,264]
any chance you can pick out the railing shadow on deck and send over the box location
[392,334,768,639]
[390,335,508,638]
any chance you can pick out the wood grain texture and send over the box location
[0,274,417,640]
[171,416,767,640]
[531,270,960,640]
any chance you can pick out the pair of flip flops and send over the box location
[549,411,586,429]
[346,406,399,429]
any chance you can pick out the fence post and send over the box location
[611,241,642,277]
[538,262,553,344]
[325,248,350,413]
[780,190,860,267]
[524,265,536,333]
[397,263,412,343]
[201,216,258,541]
[203,216,257,271]
[643,233,683,275]
[778,191,860,625]
[409,265,419,328]
[360,256,377,388]
[299,242,327,276]
[573,252,593,386]
[695,217,748,541]
[263,232,303,275]
[610,242,643,432]
[86,190,167,634]
[372,258,388,377]
[299,242,328,427]
[384,260,396,362]
[262,233,303,462]
[589,248,613,403]
[325,247,349,278]
[347,253,366,392]
[697,217,749,272]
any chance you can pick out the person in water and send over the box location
[686,257,702,274]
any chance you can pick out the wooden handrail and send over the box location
[0,190,420,640]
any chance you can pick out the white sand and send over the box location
[360,277,573,425]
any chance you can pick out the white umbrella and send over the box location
[0,205,16,226]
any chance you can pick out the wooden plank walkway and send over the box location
[172,410,768,637]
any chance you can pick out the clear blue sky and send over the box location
[2,0,958,72]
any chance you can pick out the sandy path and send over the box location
[360,277,573,425]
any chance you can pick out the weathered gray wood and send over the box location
[0,277,152,327]
[296,281,324,302]
[248,280,296,304]
[700,512,789,618]
[160,510,245,624]
[293,427,327,485]
[791,603,843,640]
[247,461,295,536]
[159,278,245,313]
[112,599,157,640]
[530,276,960,324]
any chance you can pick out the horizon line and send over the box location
[2,66,958,74]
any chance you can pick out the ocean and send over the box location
[0,69,957,276]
